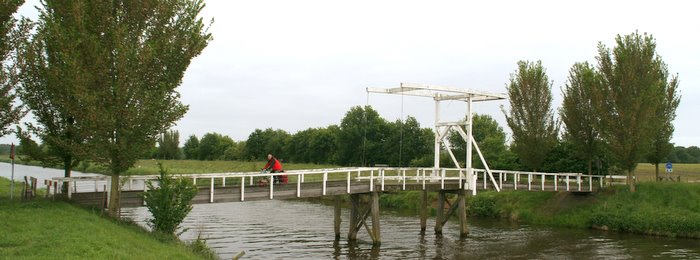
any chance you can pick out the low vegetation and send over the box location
[0,177,216,259]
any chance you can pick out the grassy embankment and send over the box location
[0,177,216,259]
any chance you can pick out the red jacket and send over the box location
[263,157,283,171]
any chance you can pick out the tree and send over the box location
[244,128,290,161]
[337,106,388,166]
[182,135,199,160]
[645,71,680,181]
[141,163,197,235]
[502,60,559,171]
[384,116,433,167]
[448,114,508,169]
[593,32,676,192]
[198,132,234,160]
[0,0,26,137]
[155,130,181,160]
[23,0,211,217]
[560,62,603,175]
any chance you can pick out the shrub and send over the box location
[142,163,198,235]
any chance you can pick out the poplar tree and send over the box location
[593,32,676,192]
[0,0,26,136]
[560,62,602,175]
[22,0,211,217]
[645,77,680,181]
[502,60,559,171]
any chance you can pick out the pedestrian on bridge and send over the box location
[263,153,287,184]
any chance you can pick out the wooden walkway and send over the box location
[59,167,603,208]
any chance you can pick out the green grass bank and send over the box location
[0,177,216,259]
[359,182,700,239]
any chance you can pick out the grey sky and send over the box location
[6,0,699,147]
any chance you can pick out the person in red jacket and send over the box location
[262,153,287,184]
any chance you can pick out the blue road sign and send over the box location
[666,162,673,173]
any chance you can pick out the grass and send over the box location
[0,177,216,259]
[466,182,700,238]
[634,163,700,182]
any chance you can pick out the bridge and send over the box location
[47,167,605,245]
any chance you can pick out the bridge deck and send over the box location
[70,179,598,208]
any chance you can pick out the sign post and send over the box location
[665,161,673,173]
[10,143,15,199]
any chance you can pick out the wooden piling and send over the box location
[348,194,359,240]
[434,191,445,234]
[334,196,342,240]
[420,189,428,235]
[371,191,380,245]
[458,189,468,237]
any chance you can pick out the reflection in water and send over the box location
[122,200,700,259]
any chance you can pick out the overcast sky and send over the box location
[8,0,700,147]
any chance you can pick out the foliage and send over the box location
[448,114,509,169]
[22,0,212,216]
[182,135,200,160]
[645,67,680,180]
[560,62,603,175]
[592,32,677,191]
[383,116,434,167]
[503,60,559,171]
[198,132,235,160]
[142,163,198,235]
[0,0,26,138]
[337,106,390,166]
[244,128,291,161]
[666,146,700,163]
[286,126,339,164]
[155,130,181,160]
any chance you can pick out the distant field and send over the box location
[634,163,700,182]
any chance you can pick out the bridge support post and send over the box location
[458,189,468,237]
[371,191,381,245]
[334,196,342,240]
[420,189,428,235]
[435,191,445,234]
[348,194,359,240]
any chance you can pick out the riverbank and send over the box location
[313,182,700,239]
[0,177,217,259]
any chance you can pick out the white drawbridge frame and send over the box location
[367,83,507,193]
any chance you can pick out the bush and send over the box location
[468,194,498,218]
[141,163,198,235]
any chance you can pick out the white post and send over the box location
[193,177,197,185]
[554,175,558,191]
[434,100,441,171]
[380,169,385,191]
[347,171,351,194]
[241,177,245,201]
[370,170,374,192]
[422,169,426,190]
[566,175,570,191]
[209,178,214,203]
[402,169,406,190]
[589,176,593,191]
[577,175,582,191]
[466,96,473,190]
[459,169,463,189]
[269,175,274,199]
[499,172,503,189]
[249,176,253,186]
[514,173,518,190]
[297,173,302,197]
[541,174,545,191]
[483,171,487,189]
[323,171,328,196]
[222,177,226,187]
[528,174,532,191]
[441,168,445,190]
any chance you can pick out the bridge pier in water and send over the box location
[344,192,381,245]
[433,190,468,237]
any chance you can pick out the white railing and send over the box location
[50,167,616,204]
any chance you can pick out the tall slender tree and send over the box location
[0,0,26,137]
[156,130,180,160]
[593,32,676,192]
[502,60,559,171]
[22,0,211,217]
[645,67,680,181]
[560,62,602,175]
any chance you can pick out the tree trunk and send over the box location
[62,155,72,194]
[587,159,592,175]
[654,163,659,182]
[627,170,636,192]
[108,174,121,218]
